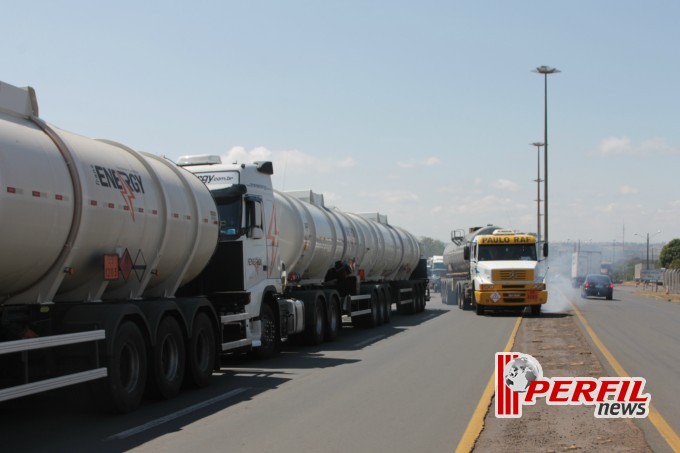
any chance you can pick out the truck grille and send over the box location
[493,269,533,281]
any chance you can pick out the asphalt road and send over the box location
[0,294,519,453]
[565,282,680,452]
[2,287,677,452]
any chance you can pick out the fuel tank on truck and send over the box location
[0,81,219,305]
[442,225,501,274]
[275,190,420,282]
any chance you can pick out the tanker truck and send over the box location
[440,225,547,316]
[0,80,428,412]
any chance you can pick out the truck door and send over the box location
[244,196,267,289]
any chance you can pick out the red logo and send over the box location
[495,352,650,418]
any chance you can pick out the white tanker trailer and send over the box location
[0,80,428,412]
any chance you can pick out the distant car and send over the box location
[581,274,613,300]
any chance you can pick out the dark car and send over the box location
[581,274,614,300]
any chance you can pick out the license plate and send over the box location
[507,293,522,298]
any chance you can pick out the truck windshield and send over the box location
[216,198,242,240]
[477,244,537,261]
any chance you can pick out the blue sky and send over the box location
[5,1,679,247]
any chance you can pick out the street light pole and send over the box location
[533,65,560,257]
[635,230,661,270]
[531,142,544,245]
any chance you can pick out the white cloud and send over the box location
[620,185,638,194]
[220,146,355,174]
[597,136,679,157]
[396,157,441,168]
[359,190,420,204]
[493,179,519,192]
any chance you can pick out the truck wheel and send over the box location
[455,283,462,310]
[415,284,424,312]
[530,305,541,317]
[473,291,484,316]
[376,290,386,325]
[325,297,340,342]
[446,283,454,306]
[148,316,186,400]
[382,288,392,324]
[186,312,216,387]
[305,296,326,345]
[105,321,148,413]
[254,303,279,358]
[441,282,448,304]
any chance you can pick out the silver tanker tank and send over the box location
[0,82,219,305]
[442,225,501,274]
[276,190,420,283]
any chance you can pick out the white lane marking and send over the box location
[106,387,248,441]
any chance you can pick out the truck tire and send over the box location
[148,316,186,399]
[185,312,216,387]
[253,303,279,358]
[446,283,454,306]
[105,321,148,413]
[354,291,378,328]
[325,296,340,342]
[530,305,541,317]
[417,284,426,312]
[455,283,462,310]
[376,290,386,325]
[382,287,392,324]
[473,290,484,316]
[305,294,326,345]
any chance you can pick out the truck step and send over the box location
[221,338,252,352]
[220,313,249,324]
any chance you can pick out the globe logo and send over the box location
[503,354,542,393]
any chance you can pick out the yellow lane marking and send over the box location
[455,317,522,453]
[572,303,680,452]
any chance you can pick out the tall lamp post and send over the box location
[531,142,544,244]
[635,230,661,269]
[533,65,560,256]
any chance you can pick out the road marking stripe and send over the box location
[106,387,248,441]
[455,317,522,453]
[572,303,680,451]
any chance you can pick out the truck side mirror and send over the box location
[463,245,470,261]
[543,243,549,258]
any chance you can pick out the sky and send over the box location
[4,1,679,247]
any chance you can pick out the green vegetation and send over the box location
[659,239,680,269]
[418,237,446,257]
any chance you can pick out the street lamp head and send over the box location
[531,142,544,147]
[534,65,561,75]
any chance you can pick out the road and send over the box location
[568,283,680,452]
[0,288,678,452]
[0,294,519,453]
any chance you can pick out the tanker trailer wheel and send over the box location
[382,288,392,324]
[354,291,378,328]
[325,296,340,342]
[148,316,186,400]
[416,284,425,313]
[376,290,386,325]
[104,321,148,413]
[186,312,216,387]
[455,283,463,310]
[305,294,326,345]
[445,283,454,306]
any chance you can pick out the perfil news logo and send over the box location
[495,352,651,419]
